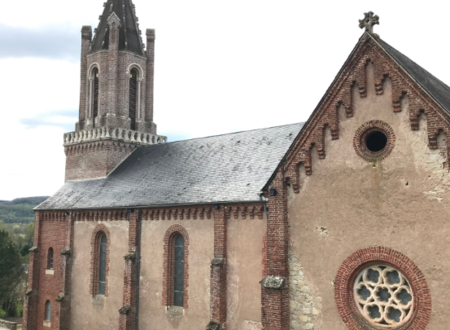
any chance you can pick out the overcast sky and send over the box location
[1,0,449,200]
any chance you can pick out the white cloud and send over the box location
[1,0,450,199]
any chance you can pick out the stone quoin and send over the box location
[24,4,450,330]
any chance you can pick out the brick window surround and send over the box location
[354,120,396,162]
[162,224,189,308]
[47,248,54,269]
[89,224,111,297]
[335,247,431,330]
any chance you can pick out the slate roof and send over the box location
[90,0,144,55]
[37,123,303,210]
[377,38,450,115]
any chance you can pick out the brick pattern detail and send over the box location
[119,211,138,330]
[65,141,136,181]
[210,208,227,326]
[162,224,190,308]
[353,120,396,161]
[335,247,431,330]
[262,232,268,278]
[262,172,290,330]
[89,224,111,297]
[283,35,450,193]
[23,211,69,330]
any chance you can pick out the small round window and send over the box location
[354,120,395,161]
[354,265,413,328]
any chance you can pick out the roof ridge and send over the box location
[149,122,304,146]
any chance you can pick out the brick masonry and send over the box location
[334,247,431,330]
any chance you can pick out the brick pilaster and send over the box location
[261,171,290,330]
[57,214,74,330]
[208,207,228,329]
[119,211,138,330]
[76,26,92,131]
[23,212,42,330]
[145,29,156,133]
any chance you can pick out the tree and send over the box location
[0,230,23,306]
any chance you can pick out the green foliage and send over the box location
[0,230,23,306]
[0,196,48,224]
[16,303,23,317]
[0,308,6,318]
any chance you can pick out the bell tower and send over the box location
[64,0,166,182]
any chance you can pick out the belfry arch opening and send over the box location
[129,68,138,131]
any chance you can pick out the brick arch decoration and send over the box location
[162,224,190,308]
[335,246,431,330]
[353,120,396,162]
[89,224,111,297]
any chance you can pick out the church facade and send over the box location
[23,3,450,330]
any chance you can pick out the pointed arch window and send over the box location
[47,248,53,270]
[98,233,107,295]
[129,68,139,130]
[45,300,51,321]
[89,67,99,126]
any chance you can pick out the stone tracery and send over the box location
[354,265,413,327]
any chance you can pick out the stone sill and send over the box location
[45,269,54,275]
[43,321,51,327]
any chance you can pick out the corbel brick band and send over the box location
[119,211,138,330]
[209,207,228,329]
[261,173,290,330]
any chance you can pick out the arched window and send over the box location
[129,69,138,130]
[173,235,185,307]
[89,67,99,126]
[47,248,53,270]
[163,225,189,308]
[45,300,51,321]
[98,233,107,295]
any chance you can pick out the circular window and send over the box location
[354,120,395,161]
[335,247,431,330]
[354,265,413,328]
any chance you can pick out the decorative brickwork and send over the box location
[162,224,190,308]
[353,120,396,161]
[283,34,450,193]
[209,208,227,328]
[335,247,431,330]
[261,172,290,330]
[89,224,111,297]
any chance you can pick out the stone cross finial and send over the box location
[359,12,379,34]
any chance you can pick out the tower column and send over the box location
[76,26,92,131]
[103,12,121,128]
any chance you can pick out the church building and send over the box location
[24,2,450,330]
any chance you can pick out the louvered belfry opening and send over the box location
[92,67,99,127]
[173,235,185,307]
[129,69,138,130]
[98,233,107,295]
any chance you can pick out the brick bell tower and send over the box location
[64,0,166,182]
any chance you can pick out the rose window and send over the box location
[354,265,413,328]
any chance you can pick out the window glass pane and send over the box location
[98,234,107,295]
[45,301,51,321]
[48,248,53,269]
[173,235,185,307]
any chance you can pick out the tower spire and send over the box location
[90,0,144,54]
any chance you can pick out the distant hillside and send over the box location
[0,196,49,224]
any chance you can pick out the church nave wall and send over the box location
[70,220,128,330]
[286,60,450,330]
